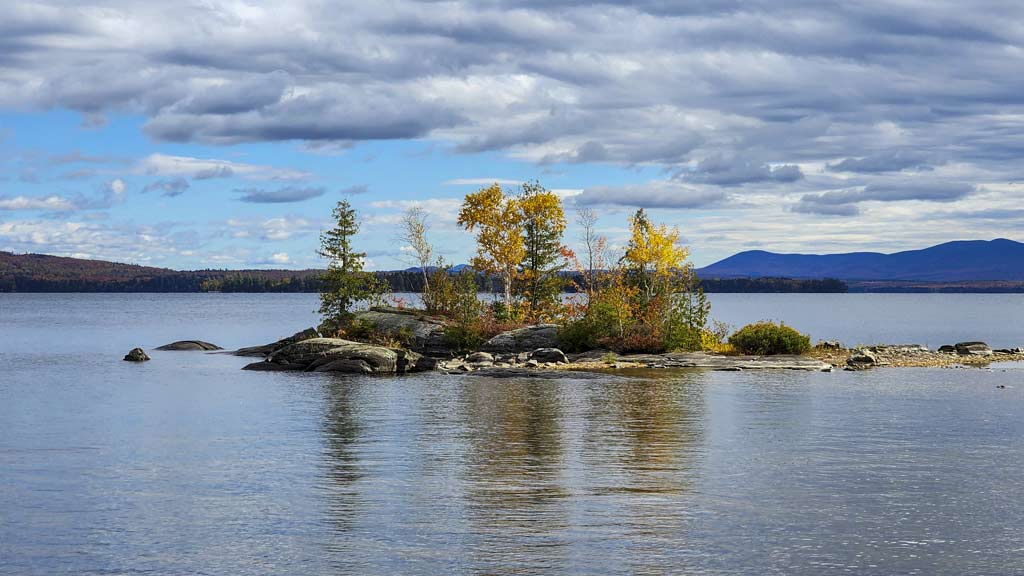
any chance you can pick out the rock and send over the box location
[155,340,222,351]
[123,348,150,362]
[619,352,833,372]
[242,337,430,374]
[816,340,842,350]
[530,348,568,364]
[846,349,878,370]
[937,345,956,353]
[352,308,449,356]
[234,328,320,357]
[466,351,495,364]
[994,347,1024,354]
[525,359,540,368]
[869,344,929,354]
[480,324,559,353]
[568,349,617,362]
[955,341,993,356]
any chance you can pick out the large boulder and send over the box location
[351,308,449,356]
[955,341,993,356]
[234,328,320,357]
[156,340,222,351]
[123,348,150,362]
[242,338,429,374]
[480,324,559,354]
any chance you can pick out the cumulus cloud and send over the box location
[236,186,325,203]
[0,178,126,213]
[0,195,78,211]
[225,216,321,241]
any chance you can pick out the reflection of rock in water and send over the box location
[462,378,571,575]
[319,379,365,537]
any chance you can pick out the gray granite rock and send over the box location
[156,340,222,351]
[955,342,993,356]
[242,337,428,374]
[480,324,559,353]
[123,348,150,362]
[234,328,320,357]
[352,308,449,356]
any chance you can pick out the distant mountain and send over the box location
[697,239,1024,281]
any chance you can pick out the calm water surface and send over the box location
[1,293,1023,575]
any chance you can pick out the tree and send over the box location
[398,206,433,292]
[574,206,605,297]
[457,183,524,310]
[621,208,689,307]
[518,181,567,319]
[318,199,386,333]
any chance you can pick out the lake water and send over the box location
[2,293,1023,575]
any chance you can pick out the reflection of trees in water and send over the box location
[319,377,365,538]
[580,372,708,575]
[462,378,570,575]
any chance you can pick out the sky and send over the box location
[1,0,1023,270]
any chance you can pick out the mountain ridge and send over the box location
[697,238,1024,281]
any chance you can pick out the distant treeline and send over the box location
[1,251,849,293]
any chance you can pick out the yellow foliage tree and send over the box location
[457,183,525,310]
[622,208,689,306]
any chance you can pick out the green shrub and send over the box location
[728,321,811,355]
[663,290,710,352]
[440,270,487,354]
[557,300,619,352]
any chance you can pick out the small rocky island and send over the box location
[126,307,1024,376]
[212,308,1020,376]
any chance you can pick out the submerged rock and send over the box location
[955,342,993,356]
[242,337,429,374]
[480,324,559,353]
[123,348,150,362]
[155,340,222,351]
[234,328,320,358]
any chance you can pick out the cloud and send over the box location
[680,155,803,187]
[0,219,199,263]
[236,186,325,203]
[254,251,291,265]
[225,216,321,241]
[827,151,934,173]
[0,195,78,211]
[138,154,309,181]
[339,184,368,195]
[142,177,190,197]
[575,182,726,209]
[0,178,126,212]
[798,181,976,208]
